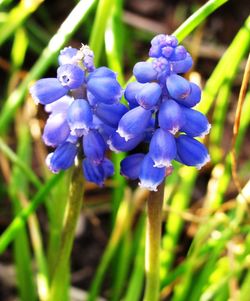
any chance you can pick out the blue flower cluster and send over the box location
[112,34,211,191]
[30,44,126,186]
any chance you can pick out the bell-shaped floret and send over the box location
[149,128,176,167]
[170,53,193,74]
[82,158,114,186]
[166,74,191,101]
[175,82,201,107]
[124,82,146,108]
[170,45,187,61]
[83,130,106,165]
[117,106,152,141]
[58,47,78,65]
[180,106,211,137]
[135,82,162,110]
[57,64,85,89]
[120,153,145,180]
[30,78,68,105]
[158,99,185,134]
[139,154,166,191]
[45,95,73,114]
[87,69,122,104]
[107,132,144,152]
[94,103,128,127]
[42,113,70,147]
[133,61,158,83]
[46,142,77,173]
[176,135,210,169]
[67,99,93,136]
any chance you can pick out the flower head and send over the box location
[119,34,210,191]
[30,44,123,186]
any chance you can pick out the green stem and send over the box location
[49,161,84,301]
[143,182,165,301]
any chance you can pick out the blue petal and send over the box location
[170,45,187,61]
[124,82,145,108]
[67,99,93,136]
[102,158,114,178]
[120,153,145,180]
[139,154,166,191]
[133,61,158,83]
[107,132,144,152]
[42,113,70,147]
[94,102,128,127]
[30,78,68,105]
[149,128,176,167]
[88,66,117,79]
[87,76,122,105]
[176,135,210,169]
[180,106,211,137]
[82,158,105,186]
[117,106,152,141]
[135,82,162,110]
[83,130,106,165]
[46,142,77,173]
[158,99,185,134]
[45,95,73,114]
[57,64,85,89]
[58,47,78,65]
[166,74,191,101]
[93,115,117,141]
[161,46,174,58]
[169,53,193,74]
[175,82,201,107]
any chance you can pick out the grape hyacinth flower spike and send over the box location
[118,34,211,191]
[30,44,124,186]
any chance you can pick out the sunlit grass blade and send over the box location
[0,0,97,134]
[0,172,64,254]
[0,0,44,46]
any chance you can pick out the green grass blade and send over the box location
[0,0,96,134]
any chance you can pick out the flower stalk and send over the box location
[143,182,165,301]
[48,160,84,301]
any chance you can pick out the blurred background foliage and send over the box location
[0,0,249,300]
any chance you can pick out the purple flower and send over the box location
[117,106,152,141]
[46,142,78,173]
[83,130,106,165]
[135,82,162,110]
[133,61,158,83]
[166,74,191,101]
[58,47,78,65]
[67,99,93,136]
[176,135,210,169]
[139,154,166,191]
[30,78,68,105]
[120,153,145,180]
[57,64,85,89]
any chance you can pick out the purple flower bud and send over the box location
[88,66,116,79]
[107,132,144,152]
[58,47,78,65]
[135,82,162,110]
[120,153,145,180]
[175,82,201,107]
[117,106,152,141]
[151,34,166,46]
[139,154,166,191]
[170,45,187,61]
[83,130,106,165]
[166,74,191,101]
[67,99,93,136]
[176,135,210,169]
[46,142,77,173]
[180,106,211,137]
[42,113,70,147]
[82,158,114,186]
[57,64,85,89]
[149,128,176,167]
[133,62,158,83]
[30,78,68,105]
[149,45,162,58]
[94,103,128,127]
[158,99,185,134]
[161,46,174,58]
[152,57,169,74]
[87,70,122,105]
[124,82,146,108]
[45,95,73,114]
[170,53,193,74]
